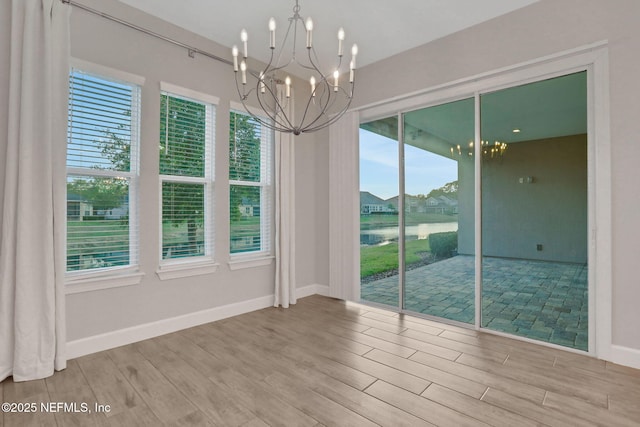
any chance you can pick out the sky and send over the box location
[359,128,457,200]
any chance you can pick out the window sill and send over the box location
[156,259,219,280]
[228,255,274,271]
[65,270,144,294]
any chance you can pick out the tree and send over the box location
[67,113,131,217]
[229,112,262,223]
[95,95,209,255]
[426,180,458,200]
[67,177,128,216]
[159,95,207,254]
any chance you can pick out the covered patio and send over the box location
[361,255,588,350]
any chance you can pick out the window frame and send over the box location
[65,59,145,293]
[156,82,219,280]
[228,104,274,266]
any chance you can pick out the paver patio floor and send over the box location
[361,255,588,350]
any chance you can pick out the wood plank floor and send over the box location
[2,295,639,426]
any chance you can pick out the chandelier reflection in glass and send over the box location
[451,140,508,159]
[232,0,358,135]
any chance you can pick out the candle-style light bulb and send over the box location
[351,43,358,69]
[305,17,313,48]
[240,29,248,58]
[268,18,276,49]
[349,60,354,82]
[310,76,316,96]
[240,61,247,85]
[333,70,339,91]
[337,27,345,56]
[232,45,238,71]
[285,76,291,98]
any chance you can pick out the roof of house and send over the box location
[360,191,387,205]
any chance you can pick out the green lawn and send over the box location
[67,220,129,255]
[360,239,430,278]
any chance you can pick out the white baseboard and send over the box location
[67,285,331,360]
[66,294,274,360]
[297,283,330,298]
[610,344,640,370]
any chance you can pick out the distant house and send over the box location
[96,205,129,220]
[375,193,458,214]
[239,198,261,217]
[360,191,396,214]
[67,193,129,220]
[66,193,92,221]
[425,195,458,214]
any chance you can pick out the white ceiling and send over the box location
[118,0,539,76]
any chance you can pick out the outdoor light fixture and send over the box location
[232,0,358,135]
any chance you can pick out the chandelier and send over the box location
[451,140,508,159]
[232,0,358,135]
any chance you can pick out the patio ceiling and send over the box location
[403,71,588,148]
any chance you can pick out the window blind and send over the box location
[160,92,214,261]
[68,72,135,171]
[160,94,208,177]
[66,69,140,273]
[229,110,273,255]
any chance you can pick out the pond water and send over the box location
[361,222,458,246]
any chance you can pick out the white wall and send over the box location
[0,0,327,350]
[482,135,588,263]
[350,0,640,353]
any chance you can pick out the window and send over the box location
[229,110,273,257]
[66,68,140,274]
[159,87,215,265]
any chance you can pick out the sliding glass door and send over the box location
[358,70,589,351]
[480,72,588,350]
[359,116,400,307]
[401,98,475,324]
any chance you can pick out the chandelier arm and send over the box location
[258,78,298,130]
[273,15,297,68]
[261,48,277,79]
[300,67,351,131]
[302,79,355,133]
[253,92,291,131]
[298,76,334,131]
[303,98,352,133]
[295,47,341,130]
[263,58,295,76]
[303,98,352,132]
[305,46,327,78]
[234,70,253,103]
[235,73,293,134]
[308,46,344,77]
[241,105,293,134]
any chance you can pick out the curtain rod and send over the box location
[61,0,233,67]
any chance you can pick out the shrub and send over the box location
[428,231,458,258]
